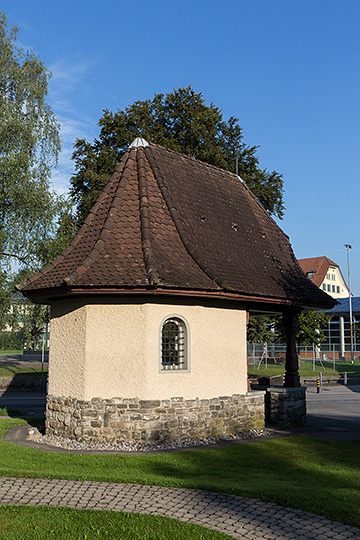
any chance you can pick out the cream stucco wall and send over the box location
[49,299,247,401]
[49,299,87,398]
[320,265,349,299]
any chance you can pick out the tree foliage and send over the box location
[296,311,332,346]
[70,86,284,224]
[0,297,49,350]
[0,11,66,270]
[0,12,76,344]
[273,311,332,347]
[247,316,275,344]
[248,311,332,347]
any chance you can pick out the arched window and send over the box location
[160,316,188,371]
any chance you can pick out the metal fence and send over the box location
[247,342,359,372]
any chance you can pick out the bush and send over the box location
[0,331,24,350]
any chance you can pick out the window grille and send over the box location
[161,317,187,371]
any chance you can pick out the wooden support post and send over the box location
[283,310,301,387]
[246,311,251,392]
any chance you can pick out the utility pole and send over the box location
[344,244,354,365]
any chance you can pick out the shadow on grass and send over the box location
[136,434,360,529]
[0,419,360,532]
[0,351,48,378]
[1,430,359,536]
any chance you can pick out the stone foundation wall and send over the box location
[46,392,265,443]
[266,387,306,427]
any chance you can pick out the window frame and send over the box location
[159,315,190,373]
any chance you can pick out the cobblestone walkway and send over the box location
[1,477,359,539]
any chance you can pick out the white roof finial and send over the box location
[130,137,149,148]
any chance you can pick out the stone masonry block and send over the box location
[91,398,104,409]
[139,400,161,409]
[91,420,103,428]
[81,409,99,419]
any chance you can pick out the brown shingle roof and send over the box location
[20,140,335,310]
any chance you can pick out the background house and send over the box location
[298,256,349,299]
[298,256,359,358]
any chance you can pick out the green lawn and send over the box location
[0,366,47,377]
[0,506,232,540]
[0,349,48,378]
[0,348,47,378]
[249,359,360,378]
[0,418,360,528]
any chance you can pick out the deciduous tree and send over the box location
[247,316,275,344]
[70,86,284,224]
[0,11,64,271]
[274,311,331,347]
[0,12,74,345]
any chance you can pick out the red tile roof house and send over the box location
[19,138,335,445]
[298,256,350,299]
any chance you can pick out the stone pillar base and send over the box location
[45,392,265,443]
[266,387,306,427]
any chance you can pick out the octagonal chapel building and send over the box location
[20,139,335,444]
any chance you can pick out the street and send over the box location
[1,385,360,440]
[0,390,46,417]
[304,384,360,439]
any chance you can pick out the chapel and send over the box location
[20,138,335,443]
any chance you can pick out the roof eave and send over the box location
[21,285,336,312]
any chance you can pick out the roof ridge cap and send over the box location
[64,150,135,286]
[145,146,224,290]
[137,147,160,286]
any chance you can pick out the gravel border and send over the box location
[31,427,271,453]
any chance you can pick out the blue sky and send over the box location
[3,0,360,294]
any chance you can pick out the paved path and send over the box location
[1,477,359,539]
[1,384,360,537]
